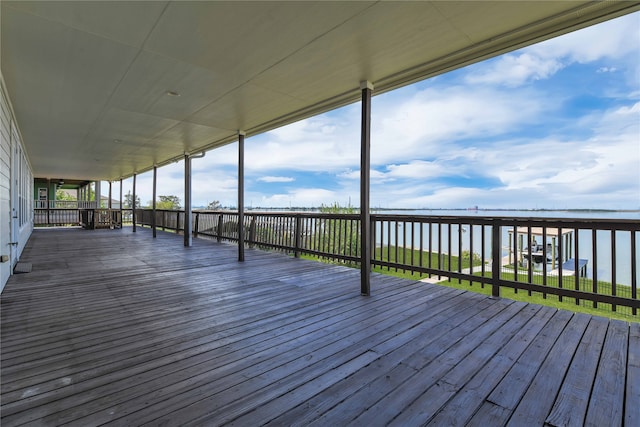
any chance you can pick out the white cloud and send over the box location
[338,168,389,182]
[385,160,458,179]
[371,85,546,163]
[466,12,640,87]
[257,176,295,183]
[466,53,563,87]
[530,13,640,63]
[257,188,339,207]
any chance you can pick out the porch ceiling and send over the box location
[2,1,638,182]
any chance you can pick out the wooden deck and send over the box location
[1,227,638,426]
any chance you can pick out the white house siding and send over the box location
[1,81,12,290]
[1,76,33,292]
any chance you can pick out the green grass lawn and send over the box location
[302,246,638,323]
[437,275,637,323]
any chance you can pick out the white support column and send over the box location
[360,80,373,296]
[184,154,192,247]
[238,131,246,262]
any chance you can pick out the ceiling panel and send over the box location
[186,82,308,134]
[107,50,222,121]
[152,121,231,156]
[143,1,375,81]
[1,1,637,182]
[249,2,463,102]
[3,1,167,48]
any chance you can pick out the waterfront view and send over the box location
[379,209,639,285]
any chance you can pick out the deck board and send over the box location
[0,227,636,426]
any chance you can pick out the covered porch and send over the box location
[1,227,637,426]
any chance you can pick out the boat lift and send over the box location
[506,227,587,276]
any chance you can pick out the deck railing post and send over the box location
[184,153,193,246]
[238,131,246,262]
[294,215,302,258]
[360,80,373,296]
[194,212,199,238]
[119,178,123,226]
[217,214,223,242]
[152,166,157,238]
[491,219,501,297]
[132,173,137,232]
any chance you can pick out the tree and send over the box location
[207,200,222,210]
[56,189,76,201]
[124,190,141,208]
[155,195,182,210]
[314,202,360,265]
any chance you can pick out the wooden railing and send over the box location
[134,210,639,315]
[34,200,105,209]
[34,208,81,226]
[35,208,124,228]
[79,209,123,229]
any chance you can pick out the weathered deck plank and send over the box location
[463,308,572,425]
[626,322,640,427]
[544,315,609,426]
[0,227,635,426]
[585,319,629,426]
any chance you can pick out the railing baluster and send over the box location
[631,230,637,315]
[410,221,415,274]
[592,229,598,308]
[447,223,452,275]
[469,223,474,286]
[387,220,391,271]
[332,215,337,261]
[457,222,462,284]
[394,220,399,272]
[513,224,519,292]
[557,226,563,302]
[249,216,256,248]
[574,227,580,305]
[437,222,442,279]
[419,221,424,274]
[402,220,407,273]
[612,229,617,312]
[527,225,532,295]
[294,215,301,257]
[481,224,485,287]
[491,220,500,297]
[542,226,548,299]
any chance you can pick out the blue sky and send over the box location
[120,12,640,210]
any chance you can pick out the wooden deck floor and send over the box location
[1,227,637,426]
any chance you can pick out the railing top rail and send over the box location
[193,210,362,220]
[370,214,640,230]
[189,210,639,230]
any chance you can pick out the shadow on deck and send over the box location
[1,227,638,426]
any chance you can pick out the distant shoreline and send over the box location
[371,208,640,213]
[213,206,640,213]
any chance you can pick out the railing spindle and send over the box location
[491,220,500,297]
[574,227,580,305]
[612,229,617,312]
[631,230,637,315]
